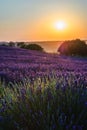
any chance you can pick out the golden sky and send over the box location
[0,0,87,41]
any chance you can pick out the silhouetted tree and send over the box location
[8,41,15,47]
[17,42,26,48]
[58,39,87,56]
[24,44,44,51]
[0,44,8,46]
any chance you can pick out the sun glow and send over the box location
[55,21,66,30]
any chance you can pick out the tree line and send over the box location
[1,39,87,57]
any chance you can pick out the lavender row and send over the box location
[0,46,87,84]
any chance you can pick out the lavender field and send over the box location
[0,46,87,83]
[0,46,87,130]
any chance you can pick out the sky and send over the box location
[0,0,87,42]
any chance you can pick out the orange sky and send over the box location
[0,0,87,42]
[24,14,87,41]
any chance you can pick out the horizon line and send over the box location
[0,39,87,43]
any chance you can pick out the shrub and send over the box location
[8,42,15,47]
[25,44,44,51]
[58,39,87,56]
[17,42,26,48]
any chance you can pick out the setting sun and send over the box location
[55,21,66,30]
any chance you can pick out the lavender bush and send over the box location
[0,46,87,130]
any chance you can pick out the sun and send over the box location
[55,21,66,30]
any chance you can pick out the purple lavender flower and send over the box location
[72,125,83,130]
[85,101,87,106]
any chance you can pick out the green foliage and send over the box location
[58,39,87,56]
[17,42,44,52]
[25,44,44,52]
[0,75,87,130]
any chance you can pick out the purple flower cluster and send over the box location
[0,46,87,85]
[0,46,87,130]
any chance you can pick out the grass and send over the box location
[0,74,87,130]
